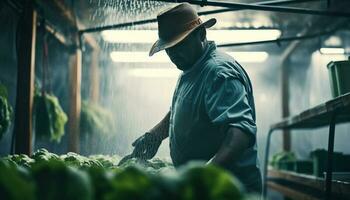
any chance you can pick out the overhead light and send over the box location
[101,29,281,44]
[207,29,281,44]
[324,36,342,46]
[110,51,170,63]
[226,52,268,63]
[110,51,269,63]
[128,68,181,78]
[319,48,345,54]
[102,30,158,43]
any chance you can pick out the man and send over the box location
[130,3,261,193]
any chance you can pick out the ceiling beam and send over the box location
[154,0,350,18]
[79,0,323,34]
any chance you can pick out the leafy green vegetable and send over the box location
[32,160,93,200]
[270,151,296,168]
[0,84,8,98]
[0,160,35,200]
[80,101,114,136]
[61,152,103,168]
[178,162,244,200]
[107,166,161,200]
[34,93,68,142]
[0,85,13,139]
[3,154,35,168]
[32,148,61,163]
[83,166,114,200]
[118,157,174,174]
[88,154,120,168]
[0,149,246,200]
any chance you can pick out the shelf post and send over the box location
[68,46,82,153]
[325,113,337,200]
[281,60,291,151]
[13,0,37,155]
[263,128,275,198]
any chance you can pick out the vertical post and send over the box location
[263,128,275,199]
[281,60,291,151]
[278,27,309,153]
[13,1,37,155]
[325,113,336,200]
[68,47,82,152]
[90,50,100,103]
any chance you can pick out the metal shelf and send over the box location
[272,93,350,129]
[267,181,320,200]
[263,93,350,200]
[268,169,350,199]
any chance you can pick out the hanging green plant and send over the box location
[34,92,68,143]
[0,84,12,140]
[80,101,114,136]
[33,30,68,143]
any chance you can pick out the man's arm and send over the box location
[208,127,252,168]
[148,111,170,141]
[131,111,171,159]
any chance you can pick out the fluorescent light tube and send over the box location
[320,48,345,54]
[110,51,170,63]
[102,30,158,43]
[102,29,281,44]
[207,29,281,44]
[226,52,268,63]
[110,51,268,63]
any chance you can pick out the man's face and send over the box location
[165,28,205,71]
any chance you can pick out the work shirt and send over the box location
[169,41,261,192]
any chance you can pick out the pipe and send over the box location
[197,0,323,16]
[33,0,99,50]
[217,19,349,48]
[79,0,323,34]
[4,0,23,14]
[154,0,350,18]
[216,28,335,48]
[5,0,76,48]
[80,18,157,34]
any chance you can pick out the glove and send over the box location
[132,132,162,160]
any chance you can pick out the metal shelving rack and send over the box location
[263,93,350,199]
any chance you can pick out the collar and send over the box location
[182,41,216,76]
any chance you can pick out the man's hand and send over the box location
[129,111,170,160]
[132,132,162,160]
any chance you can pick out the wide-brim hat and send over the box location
[149,3,216,56]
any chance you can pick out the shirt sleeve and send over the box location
[204,72,256,146]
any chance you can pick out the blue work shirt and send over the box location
[169,41,261,191]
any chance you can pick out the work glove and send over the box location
[132,132,162,160]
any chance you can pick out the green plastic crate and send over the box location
[310,149,346,177]
[327,59,350,97]
[277,160,295,171]
[293,160,313,175]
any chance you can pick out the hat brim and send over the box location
[149,18,216,56]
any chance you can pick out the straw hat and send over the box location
[149,3,216,56]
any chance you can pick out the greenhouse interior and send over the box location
[0,0,350,199]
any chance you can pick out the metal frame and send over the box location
[13,0,37,155]
[217,29,334,48]
[262,113,339,200]
[79,0,324,34]
[4,0,70,47]
[262,128,276,198]
[154,0,350,17]
[325,113,337,200]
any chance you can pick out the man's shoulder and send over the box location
[204,49,243,80]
